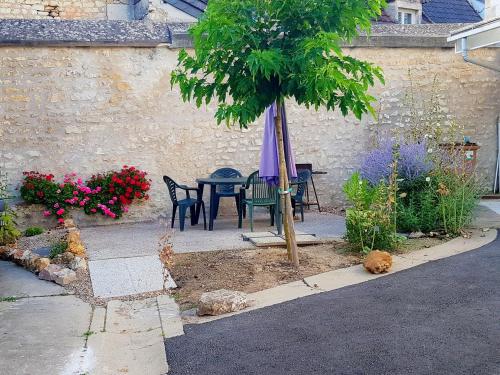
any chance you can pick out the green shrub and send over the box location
[434,171,481,235]
[49,241,68,259]
[397,176,440,233]
[0,209,21,246]
[24,226,44,237]
[343,172,402,253]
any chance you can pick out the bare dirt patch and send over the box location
[171,242,360,310]
[170,236,449,310]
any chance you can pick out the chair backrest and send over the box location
[246,171,277,204]
[294,169,311,201]
[210,168,242,194]
[163,176,178,204]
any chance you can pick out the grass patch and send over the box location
[24,226,44,237]
[49,241,68,259]
[82,330,95,339]
[0,296,17,302]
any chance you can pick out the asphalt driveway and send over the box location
[166,237,500,375]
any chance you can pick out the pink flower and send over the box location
[56,189,61,194]
[56,208,65,216]
[108,200,114,205]
[79,201,86,206]
[91,208,97,213]
[57,218,65,224]
[43,210,51,217]
[54,203,60,208]
[113,196,118,201]
[73,191,78,196]
[123,206,129,213]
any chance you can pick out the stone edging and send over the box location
[181,229,497,325]
[0,219,88,286]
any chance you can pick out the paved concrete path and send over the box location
[81,223,168,298]
[0,260,180,375]
[166,236,500,375]
[81,212,344,297]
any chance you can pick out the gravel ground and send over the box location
[16,229,67,254]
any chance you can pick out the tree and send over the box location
[171,0,386,266]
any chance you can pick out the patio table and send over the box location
[195,176,248,231]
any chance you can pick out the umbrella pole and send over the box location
[275,101,299,267]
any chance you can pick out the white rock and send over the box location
[69,256,87,271]
[197,289,248,316]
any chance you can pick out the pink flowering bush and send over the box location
[20,167,151,223]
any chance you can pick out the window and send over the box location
[398,11,414,24]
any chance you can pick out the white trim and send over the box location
[448,17,500,41]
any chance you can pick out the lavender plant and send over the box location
[360,140,432,185]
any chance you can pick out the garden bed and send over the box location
[170,237,446,310]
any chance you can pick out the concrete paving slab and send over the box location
[91,306,107,333]
[250,236,287,246]
[87,297,169,375]
[106,299,161,333]
[88,328,168,375]
[81,222,164,260]
[241,231,275,240]
[479,200,500,214]
[472,202,500,228]
[282,234,322,245]
[0,295,91,375]
[89,255,164,298]
[158,295,184,338]
[0,260,66,298]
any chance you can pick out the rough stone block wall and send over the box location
[0,46,499,221]
[0,0,107,19]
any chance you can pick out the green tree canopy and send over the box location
[171,0,386,127]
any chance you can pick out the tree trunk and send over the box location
[275,100,299,267]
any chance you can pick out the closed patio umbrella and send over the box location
[259,102,297,185]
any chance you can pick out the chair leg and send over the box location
[235,195,241,217]
[213,195,220,219]
[241,191,247,218]
[201,202,207,230]
[179,206,187,232]
[238,202,244,229]
[270,206,275,226]
[171,205,177,229]
[249,205,254,232]
[300,203,305,222]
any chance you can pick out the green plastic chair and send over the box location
[238,171,278,232]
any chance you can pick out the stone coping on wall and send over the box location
[0,19,468,48]
[0,19,171,47]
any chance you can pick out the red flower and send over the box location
[135,191,141,198]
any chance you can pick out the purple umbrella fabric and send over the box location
[259,102,297,186]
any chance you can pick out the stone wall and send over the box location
[0,42,499,221]
[0,0,107,20]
